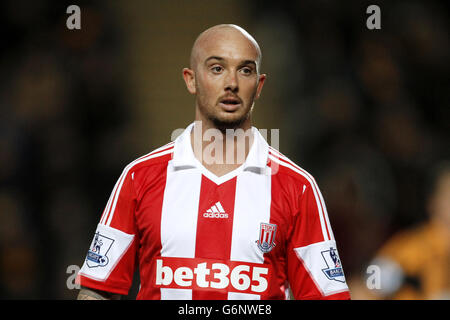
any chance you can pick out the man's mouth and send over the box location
[219,97,242,111]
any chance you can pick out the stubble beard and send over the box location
[209,108,252,133]
[197,98,255,133]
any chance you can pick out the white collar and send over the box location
[171,122,269,182]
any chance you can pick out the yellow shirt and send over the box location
[377,221,450,299]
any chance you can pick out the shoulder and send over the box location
[120,142,175,178]
[267,146,319,190]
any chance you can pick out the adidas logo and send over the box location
[203,201,228,219]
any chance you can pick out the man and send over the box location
[76,24,350,300]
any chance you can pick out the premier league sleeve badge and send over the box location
[321,247,345,283]
[86,232,115,268]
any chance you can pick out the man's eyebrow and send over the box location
[205,56,224,63]
[239,60,257,67]
[204,56,258,69]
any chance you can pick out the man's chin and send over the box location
[209,114,250,133]
[211,120,243,133]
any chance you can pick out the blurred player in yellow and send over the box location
[358,162,450,299]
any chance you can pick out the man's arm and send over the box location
[77,286,121,300]
[287,183,350,299]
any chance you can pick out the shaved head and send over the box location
[190,24,262,73]
[183,24,266,132]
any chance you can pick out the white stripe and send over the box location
[227,292,261,300]
[230,167,272,269]
[159,160,202,299]
[268,154,330,241]
[317,188,334,240]
[160,160,201,258]
[100,186,114,225]
[268,147,283,158]
[211,205,219,213]
[151,141,175,154]
[104,147,174,226]
[100,171,125,225]
[160,288,192,300]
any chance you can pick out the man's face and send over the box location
[185,28,266,130]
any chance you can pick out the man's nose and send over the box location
[224,71,238,92]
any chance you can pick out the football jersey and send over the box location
[77,122,350,300]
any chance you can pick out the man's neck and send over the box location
[190,119,254,177]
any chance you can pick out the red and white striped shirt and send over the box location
[77,123,350,300]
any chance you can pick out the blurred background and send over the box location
[0,0,448,299]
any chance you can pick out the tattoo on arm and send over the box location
[77,287,121,300]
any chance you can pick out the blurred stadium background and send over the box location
[0,0,448,299]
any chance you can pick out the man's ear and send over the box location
[182,68,196,94]
[255,73,266,100]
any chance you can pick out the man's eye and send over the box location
[211,66,223,73]
[240,67,253,75]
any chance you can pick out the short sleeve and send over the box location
[286,182,351,300]
[77,168,139,295]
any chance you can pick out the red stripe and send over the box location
[192,176,237,300]
[268,150,331,241]
[135,163,169,299]
[264,173,286,300]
